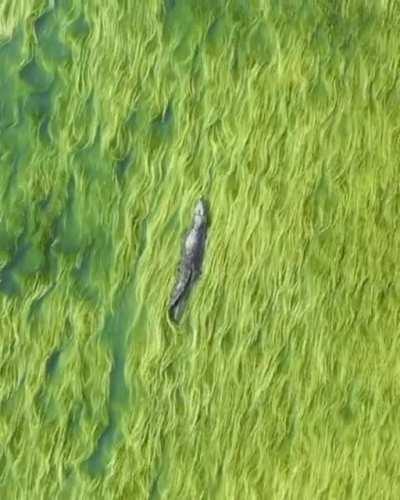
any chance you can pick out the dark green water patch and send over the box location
[0,76,19,130]
[25,80,56,144]
[38,117,52,144]
[37,227,60,283]
[0,223,15,256]
[149,472,163,500]
[115,153,134,188]
[2,154,26,203]
[1,108,32,198]
[206,17,221,42]
[20,58,54,92]
[204,12,239,56]
[73,125,110,184]
[230,33,246,79]
[34,387,59,423]
[163,0,176,13]
[85,300,132,475]
[34,9,53,36]
[339,401,354,423]
[162,0,195,46]
[230,0,254,23]
[125,109,139,131]
[45,348,62,378]
[0,221,46,296]
[35,9,71,62]
[37,193,52,211]
[311,172,339,230]
[108,352,130,410]
[3,229,30,268]
[53,176,86,255]
[297,1,377,63]
[29,283,56,320]
[151,102,174,145]
[70,226,114,304]
[0,267,20,296]
[91,232,114,284]
[66,401,84,435]
[73,243,93,283]
[276,345,291,375]
[13,241,44,276]
[72,242,100,304]
[245,19,274,66]
[25,83,54,117]
[66,14,90,42]
[85,215,150,475]
[86,416,118,476]
[0,27,24,65]
[86,350,130,475]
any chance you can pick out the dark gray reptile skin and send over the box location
[169,199,208,322]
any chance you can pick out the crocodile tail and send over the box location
[169,268,192,309]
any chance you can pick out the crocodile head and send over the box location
[193,198,208,229]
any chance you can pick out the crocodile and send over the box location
[169,198,209,322]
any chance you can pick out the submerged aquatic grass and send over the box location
[0,0,400,497]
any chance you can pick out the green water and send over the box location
[1,0,400,498]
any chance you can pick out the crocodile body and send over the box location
[169,199,208,322]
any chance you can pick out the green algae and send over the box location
[0,0,400,498]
